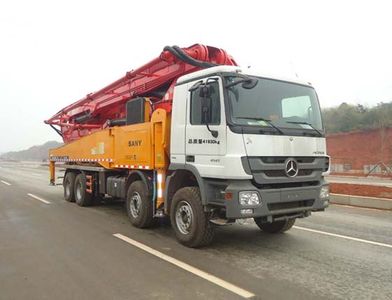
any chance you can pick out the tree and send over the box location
[322,101,392,133]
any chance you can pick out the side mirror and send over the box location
[191,81,219,138]
[241,79,258,89]
[189,80,203,92]
[201,101,211,124]
[199,84,211,98]
[200,96,218,138]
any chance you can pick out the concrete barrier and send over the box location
[330,193,392,210]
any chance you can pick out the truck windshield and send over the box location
[225,76,324,134]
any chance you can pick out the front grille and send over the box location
[298,169,313,176]
[264,169,313,177]
[264,170,286,177]
[324,157,330,172]
[244,156,328,185]
[253,180,319,189]
[261,157,316,164]
[268,199,314,211]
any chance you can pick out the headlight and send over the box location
[239,191,261,206]
[320,185,330,199]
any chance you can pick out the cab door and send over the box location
[185,77,226,176]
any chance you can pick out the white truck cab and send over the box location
[168,65,329,223]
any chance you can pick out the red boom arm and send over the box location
[45,44,237,143]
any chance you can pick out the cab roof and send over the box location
[176,65,313,87]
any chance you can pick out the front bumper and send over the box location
[222,179,329,219]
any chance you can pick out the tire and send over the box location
[74,173,93,207]
[126,181,154,228]
[63,172,76,202]
[254,218,296,233]
[93,193,105,205]
[170,187,214,248]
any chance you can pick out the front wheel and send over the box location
[170,187,214,248]
[254,218,296,233]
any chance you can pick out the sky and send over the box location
[0,0,391,152]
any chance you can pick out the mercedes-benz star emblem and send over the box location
[285,158,299,177]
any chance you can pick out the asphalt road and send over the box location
[1,161,391,300]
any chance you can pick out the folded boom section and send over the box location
[45,44,237,143]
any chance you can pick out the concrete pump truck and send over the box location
[45,44,330,247]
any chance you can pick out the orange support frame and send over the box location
[49,160,55,185]
[48,108,171,209]
[151,109,170,209]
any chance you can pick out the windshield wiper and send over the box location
[236,117,284,135]
[285,121,323,136]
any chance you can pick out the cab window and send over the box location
[190,82,220,125]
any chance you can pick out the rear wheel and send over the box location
[63,172,76,202]
[254,218,296,233]
[74,173,93,207]
[170,187,214,248]
[126,181,154,228]
[93,193,105,205]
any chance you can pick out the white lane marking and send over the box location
[113,233,255,299]
[27,193,51,204]
[294,226,392,249]
[1,180,11,186]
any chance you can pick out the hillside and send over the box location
[322,102,392,133]
[0,141,63,161]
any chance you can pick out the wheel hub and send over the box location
[175,201,193,235]
[130,192,142,218]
